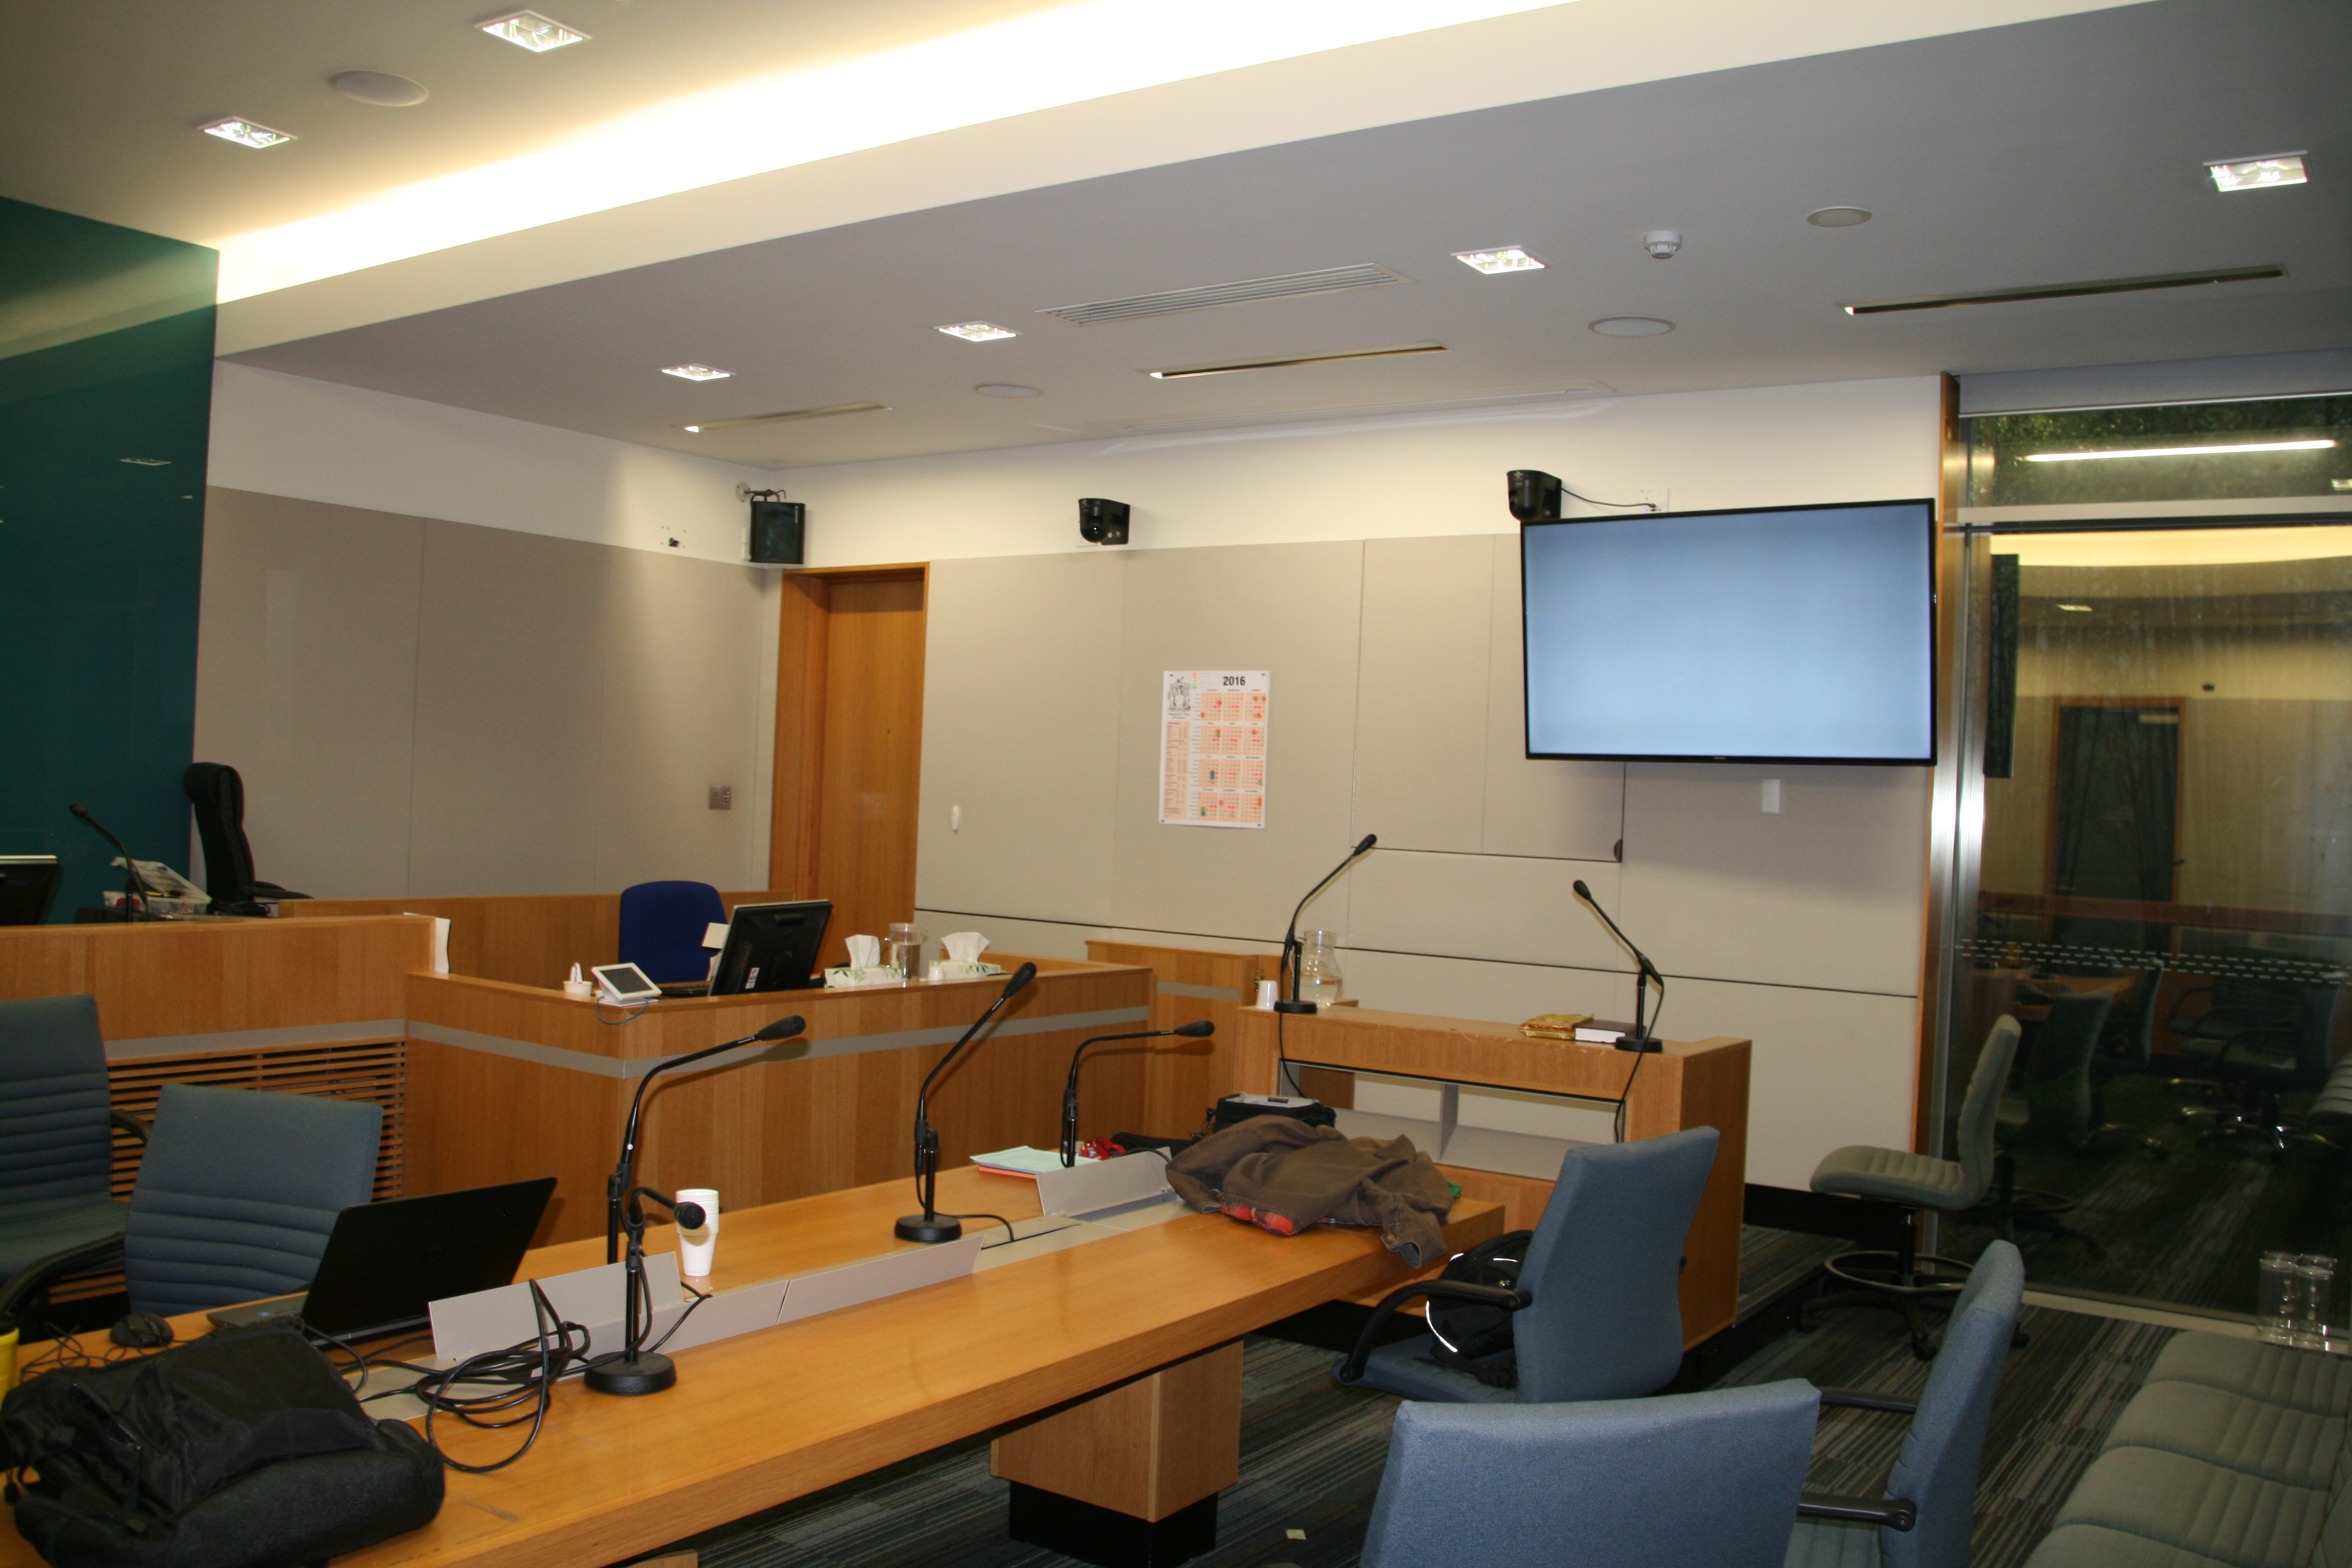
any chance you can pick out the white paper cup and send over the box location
[675,1187,720,1276]
[1255,979,1279,1009]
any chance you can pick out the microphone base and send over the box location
[1272,1000,1321,1014]
[1615,1035,1665,1053]
[584,1353,677,1396]
[895,1213,965,1244]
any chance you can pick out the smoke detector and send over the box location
[1642,230,1682,260]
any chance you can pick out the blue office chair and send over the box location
[0,995,151,1319]
[123,1083,383,1316]
[1785,1240,2027,1568]
[1361,1379,1822,1568]
[1338,1126,1720,1403]
[618,881,728,985]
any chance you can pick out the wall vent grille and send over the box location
[1041,264,1408,325]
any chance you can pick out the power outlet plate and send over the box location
[708,785,733,811]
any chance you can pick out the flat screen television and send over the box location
[710,900,833,995]
[1521,499,1936,764]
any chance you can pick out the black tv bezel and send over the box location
[710,898,834,995]
[1518,496,1939,767]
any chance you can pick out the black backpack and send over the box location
[0,1324,444,1568]
[1425,1228,1534,1387]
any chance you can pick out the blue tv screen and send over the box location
[1521,499,1936,764]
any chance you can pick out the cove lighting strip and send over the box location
[2024,439,2338,463]
[210,0,1579,301]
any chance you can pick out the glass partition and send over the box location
[1939,496,2351,1316]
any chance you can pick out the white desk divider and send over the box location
[659,1276,791,1354]
[774,1233,985,1325]
[1034,1150,1174,1218]
[431,1252,684,1364]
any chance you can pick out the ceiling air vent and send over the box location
[680,402,889,433]
[1041,263,1408,325]
[1842,264,2284,315]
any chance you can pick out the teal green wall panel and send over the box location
[0,197,216,920]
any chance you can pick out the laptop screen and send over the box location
[298,1177,557,1338]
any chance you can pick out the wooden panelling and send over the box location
[287,891,796,989]
[0,916,430,1039]
[769,566,930,972]
[1233,1004,1749,1347]
[1085,941,1273,1139]
[403,963,1155,1244]
[991,1339,1245,1520]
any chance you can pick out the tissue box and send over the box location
[932,961,1004,981]
[824,965,904,990]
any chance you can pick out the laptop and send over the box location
[207,1176,557,1341]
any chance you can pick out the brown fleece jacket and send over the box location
[1165,1116,1454,1267]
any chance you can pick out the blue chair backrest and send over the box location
[1512,1125,1719,1403]
[1361,1379,1820,1568]
[125,1083,383,1316]
[618,881,728,984]
[1882,1238,2026,1568]
[1956,1017,2022,1204]
[0,995,114,1211]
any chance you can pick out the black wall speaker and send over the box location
[1078,497,1130,545]
[1507,469,1563,523]
[749,500,805,565]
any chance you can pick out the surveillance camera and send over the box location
[1078,497,1131,545]
[1642,230,1682,260]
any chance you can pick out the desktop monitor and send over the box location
[0,857,60,926]
[1520,498,1936,764]
[710,900,833,995]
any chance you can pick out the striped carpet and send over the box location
[673,1225,2183,1568]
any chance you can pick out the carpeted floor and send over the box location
[673,1226,2178,1568]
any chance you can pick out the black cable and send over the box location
[1562,485,1659,512]
[412,1282,588,1474]
[1610,979,1665,1143]
[639,1280,710,1356]
[593,998,651,1026]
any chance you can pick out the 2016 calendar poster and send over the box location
[1158,670,1269,828]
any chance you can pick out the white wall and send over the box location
[776,375,1945,1187]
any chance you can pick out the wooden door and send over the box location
[768,566,927,969]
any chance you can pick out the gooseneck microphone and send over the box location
[1276,834,1377,1014]
[70,802,156,920]
[1572,880,1665,1053]
[606,1016,805,1265]
[898,963,1038,1243]
[586,1184,705,1398]
[1061,1021,1215,1167]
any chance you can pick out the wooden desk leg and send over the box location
[990,1338,1244,1568]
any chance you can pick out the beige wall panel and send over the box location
[592,549,768,890]
[917,555,1125,926]
[1655,976,1918,1190]
[1347,850,1630,972]
[1353,537,1494,853]
[1621,762,1929,996]
[914,909,1102,962]
[1483,538,1626,861]
[407,520,611,894]
[192,488,424,898]
[1340,947,1639,1033]
[1111,543,1366,943]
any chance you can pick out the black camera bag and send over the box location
[1,1323,443,1568]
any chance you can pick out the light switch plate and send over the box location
[708,785,733,810]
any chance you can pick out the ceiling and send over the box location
[8,0,2348,471]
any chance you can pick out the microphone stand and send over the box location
[1062,1021,1215,1166]
[1572,880,1664,1052]
[584,1186,707,1397]
[607,1016,806,1264]
[70,803,157,921]
[898,963,1037,1243]
[1275,834,1377,1014]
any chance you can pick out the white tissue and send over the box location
[845,934,882,967]
[941,932,989,964]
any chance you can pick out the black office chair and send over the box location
[0,996,151,1320]
[2171,959,2340,1155]
[184,762,309,916]
[1982,990,2111,1254]
[1801,1016,2021,1359]
[2085,966,2166,1154]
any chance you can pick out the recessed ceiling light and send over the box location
[1589,317,1674,336]
[682,426,701,433]
[1806,206,1872,227]
[2056,604,2095,613]
[479,10,589,51]
[661,364,731,381]
[1145,342,1446,379]
[2024,439,2336,463]
[201,118,295,149]
[2207,152,2308,192]
[938,321,1018,342]
[975,384,1041,397]
[330,71,430,107]
[1453,247,1544,274]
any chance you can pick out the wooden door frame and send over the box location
[766,563,929,897]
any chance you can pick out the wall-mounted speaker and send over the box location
[749,500,805,566]
[1079,497,1130,546]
